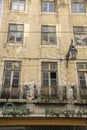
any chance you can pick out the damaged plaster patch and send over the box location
[24,81,37,101]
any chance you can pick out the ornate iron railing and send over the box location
[32,85,67,103]
[0,85,26,100]
[72,85,87,103]
[0,84,87,104]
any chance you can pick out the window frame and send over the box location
[71,0,85,13]
[77,63,87,88]
[0,0,2,17]
[7,23,24,44]
[41,62,58,97]
[73,26,87,46]
[41,62,57,87]
[41,25,57,45]
[3,61,21,88]
[41,0,56,13]
[11,0,26,11]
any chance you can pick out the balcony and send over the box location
[73,86,87,104]
[32,85,87,104]
[0,86,26,103]
[1,85,87,104]
[32,86,67,104]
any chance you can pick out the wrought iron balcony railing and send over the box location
[1,84,87,104]
[72,85,87,103]
[0,85,26,102]
[29,85,67,103]
[33,85,87,104]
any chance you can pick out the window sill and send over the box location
[40,44,59,48]
[8,10,28,14]
[70,13,86,16]
[5,43,23,47]
[39,12,58,16]
[76,46,87,49]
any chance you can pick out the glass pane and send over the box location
[50,72,57,86]
[43,80,49,86]
[5,62,12,69]
[74,34,81,45]
[78,72,86,87]
[50,63,57,70]
[49,2,54,12]
[42,63,48,70]
[42,33,48,43]
[42,2,47,12]
[86,64,87,69]
[14,62,21,69]
[71,3,77,13]
[49,33,56,44]
[42,72,48,79]
[5,70,11,78]
[50,72,56,78]
[4,78,10,86]
[77,64,84,69]
[48,26,55,32]
[0,0,2,17]
[12,70,19,87]
[8,32,15,43]
[79,72,85,80]
[10,25,16,31]
[42,26,48,32]
[12,0,17,10]
[17,25,24,31]
[16,32,23,43]
[12,79,19,87]
[51,79,56,86]
[82,35,87,46]
[80,80,86,88]
[73,27,82,32]
[79,3,85,13]
[13,71,19,78]
[19,0,25,11]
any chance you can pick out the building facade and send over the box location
[0,0,87,129]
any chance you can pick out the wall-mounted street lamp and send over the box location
[66,39,78,67]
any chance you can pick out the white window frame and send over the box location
[77,63,87,88]
[11,0,26,11]
[0,0,3,26]
[0,0,2,17]
[41,62,58,97]
[3,61,21,88]
[7,23,24,44]
[41,25,57,45]
[41,0,55,13]
[71,0,85,13]
[73,26,87,46]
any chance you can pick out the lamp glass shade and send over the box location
[69,49,77,60]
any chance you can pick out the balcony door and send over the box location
[41,62,58,98]
[2,61,21,99]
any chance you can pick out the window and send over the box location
[0,0,2,16]
[2,61,21,98]
[8,24,24,44]
[41,0,55,12]
[41,25,56,45]
[73,26,87,46]
[3,61,21,87]
[41,62,57,96]
[11,0,25,11]
[77,63,87,88]
[71,0,85,13]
